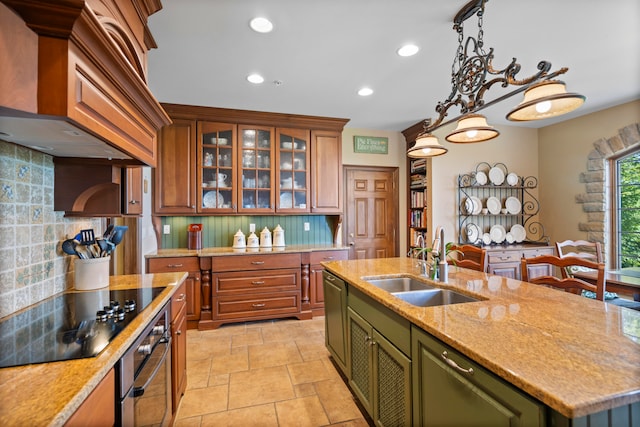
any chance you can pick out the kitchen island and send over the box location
[0,272,187,427]
[322,257,640,425]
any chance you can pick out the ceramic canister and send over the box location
[247,232,259,248]
[233,229,246,248]
[260,226,272,247]
[273,224,285,247]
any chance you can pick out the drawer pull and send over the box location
[251,280,265,285]
[176,293,186,302]
[441,351,474,376]
[326,276,335,282]
[498,256,511,261]
[323,256,335,260]
[251,261,265,265]
[251,303,266,309]
[167,264,184,268]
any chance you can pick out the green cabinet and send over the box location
[323,271,348,374]
[347,290,412,426]
[411,326,546,427]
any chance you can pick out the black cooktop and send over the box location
[0,287,165,369]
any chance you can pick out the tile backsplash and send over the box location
[0,141,102,318]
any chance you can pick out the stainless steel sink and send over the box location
[392,289,478,307]
[365,276,435,292]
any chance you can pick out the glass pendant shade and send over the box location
[407,133,448,158]
[445,114,500,143]
[507,80,585,121]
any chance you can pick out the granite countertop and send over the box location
[146,244,348,258]
[0,272,187,427]
[322,257,640,419]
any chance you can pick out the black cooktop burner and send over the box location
[0,287,165,368]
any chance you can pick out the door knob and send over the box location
[349,242,355,246]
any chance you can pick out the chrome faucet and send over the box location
[414,234,428,276]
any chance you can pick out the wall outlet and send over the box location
[163,224,170,234]
[304,222,310,231]
[249,223,255,232]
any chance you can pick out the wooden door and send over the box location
[123,167,142,215]
[344,166,399,259]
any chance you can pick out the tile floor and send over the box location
[174,316,371,427]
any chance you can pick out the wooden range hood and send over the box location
[0,0,171,167]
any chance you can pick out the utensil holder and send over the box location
[74,256,110,290]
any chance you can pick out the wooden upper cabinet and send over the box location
[311,130,343,213]
[154,119,197,215]
[154,103,349,216]
[276,128,311,213]
[198,121,238,213]
[122,167,143,216]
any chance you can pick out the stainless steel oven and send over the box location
[117,302,172,427]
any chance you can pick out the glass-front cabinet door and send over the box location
[276,128,310,212]
[197,121,236,212]
[238,125,274,213]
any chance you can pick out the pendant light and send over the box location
[445,114,499,143]
[407,133,448,158]
[506,80,586,121]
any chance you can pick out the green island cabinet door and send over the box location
[347,303,412,426]
[323,272,347,374]
[411,326,546,427]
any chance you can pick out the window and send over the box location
[615,149,640,268]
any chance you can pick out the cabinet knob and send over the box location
[129,200,138,204]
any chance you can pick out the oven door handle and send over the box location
[132,337,171,398]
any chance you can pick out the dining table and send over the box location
[574,267,640,301]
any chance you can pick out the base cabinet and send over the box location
[65,368,115,427]
[170,282,188,415]
[487,245,554,280]
[309,250,349,315]
[411,326,545,427]
[323,272,348,374]
[147,257,201,328]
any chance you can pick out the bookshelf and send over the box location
[407,157,432,254]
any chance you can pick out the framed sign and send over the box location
[353,135,388,154]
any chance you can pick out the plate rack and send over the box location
[457,162,548,246]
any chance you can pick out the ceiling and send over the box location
[147,0,639,133]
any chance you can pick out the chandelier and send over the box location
[408,0,585,159]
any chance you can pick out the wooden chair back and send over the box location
[555,239,603,278]
[448,244,487,272]
[521,254,606,301]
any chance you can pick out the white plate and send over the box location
[490,224,506,243]
[465,223,480,244]
[506,172,519,186]
[510,224,526,243]
[482,233,492,245]
[486,196,501,215]
[506,232,515,244]
[475,171,488,185]
[505,196,521,214]
[280,192,293,208]
[470,196,482,215]
[489,166,505,185]
[462,198,473,214]
[203,191,224,208]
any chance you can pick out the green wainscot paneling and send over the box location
[161,215,335,248]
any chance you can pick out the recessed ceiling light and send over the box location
[358,87,374,97]
[250,17,273,33]
[247,74,265,84]
[397,44,419,57]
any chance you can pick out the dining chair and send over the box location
[555,239,603,278]
[521,254,605,301]
[448,244,487,272]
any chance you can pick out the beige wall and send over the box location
[538,100,640,247]
[341,128,407,253]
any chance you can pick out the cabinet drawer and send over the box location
[211,253,301,272]
[522,248,554,258]
[310,249,348,265]
[213,269,300,294]
[171,281,187,322]
[213,292,301,318]
[487,251,520,264]
[148,257,200,273]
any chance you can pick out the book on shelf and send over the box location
[410,189,426,208]
[410,174,427,188]
[410,158,427,173]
